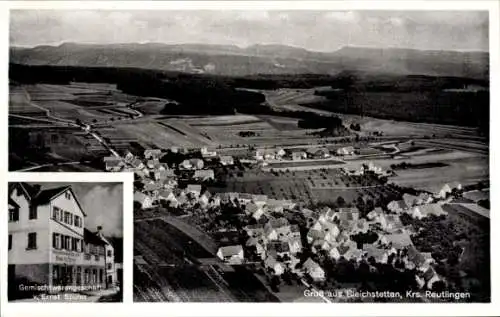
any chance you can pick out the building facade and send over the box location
[8,183,114,297]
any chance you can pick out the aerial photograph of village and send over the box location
[9,10,490,302]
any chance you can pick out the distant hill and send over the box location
[10,43,489,79]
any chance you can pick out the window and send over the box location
[64,212,70,224]
[99,269,103,283]
[76,267,82,285]
[107,263,112,270]
[92,269,97,283]
[107,250,112,257]
[52,265,59,284]
[65,191,71,200]
[84,269,90,284]
[65,236,70,250]
[95,255,100,261]
[52,207,60,220]
[9,208,19,222]
[67,266,73,284]
[52,233,60,249]
[8,235,12,250]
[29,206,37,220]
[69,214,73,226]
[71,238,78,252]
[27,232,37,250]
[74,216,81,228]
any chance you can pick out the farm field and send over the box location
[213,169,401,207]
[265,158,345,170]
[134,219,232,302]
[386,152,488,193]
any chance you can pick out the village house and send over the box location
[289,225,301,238]
[363,244,389,264]
[255,149,276,161]
[246,203,265,220]
[366,207,384,221]
[186,184,202,197]
[351,218,370,234]
[416,192,434,205]
[144,149,162,160]
[133,192,153,209]
[252,194,268,207]
[103,156,124,172]
[153,169,176,181]
[335,207,360,222]
[158,190,178,208]
[318,207,335,223]
[419,266,442,289]
[381,214,404,232]
[409,203,447,219]
[379,232,413,250]
[336,146,355,156]
[291,151,307,161]
[216,245,244,265]
[238,193,254,205]
[131,158,145,170]
[200,147,217,158]
[435,182,462,199]
[219,155,235,166]
[266,199,296,213]
[194,169,215,181]
[244,224,265,238]
[123,150,135,163]
[267,241,291,259]
[306,229,326,245]
[402,193,419,208]
[180,158,204,170]
[264,255,285,275]
[303,258,326,282]
[246,237,266,259]
[288,236,303,254]
[387,200,409,213]
[306,148,331,159]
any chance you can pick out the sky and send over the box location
[10,10,489,51]
[28,182,123,237]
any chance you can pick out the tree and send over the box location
[336,196,346,207]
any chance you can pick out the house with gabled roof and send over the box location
[134,192,153,209]
[335,207,360,222]
[363,244,389,264]
[303,258,325,281]
[387,200,409,213]
[267,241,291,259]
[194,169,215,181]
[287,236,303,254]
[244,224,265,238]
[264,255,284,275]
[186,184,202,197]
[367,207,384,221]
[217,245,244,265]
[380,232,413,250]
[219,155,234,166]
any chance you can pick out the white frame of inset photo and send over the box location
[1,172,134,309]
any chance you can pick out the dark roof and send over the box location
[8,197,20,208]
[9,182,40,199]
[84,228,106,246]
[33,186,87,217]
[33,186,70,205]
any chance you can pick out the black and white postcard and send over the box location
[2,1,500,317]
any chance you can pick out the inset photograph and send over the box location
[8,181,123,302]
